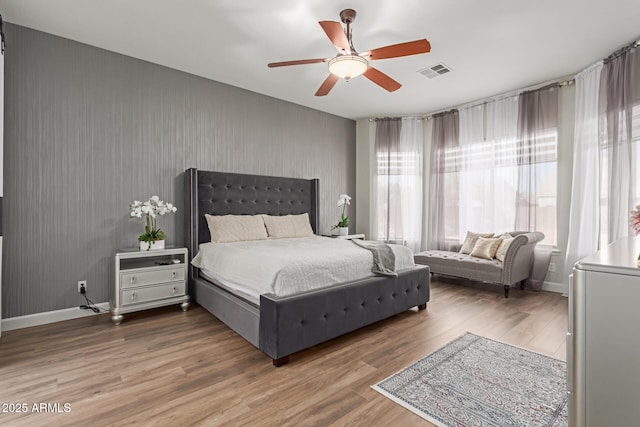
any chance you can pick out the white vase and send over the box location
[140,240,165,251]
[337,227,348,236]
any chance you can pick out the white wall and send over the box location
[355,83,577,289]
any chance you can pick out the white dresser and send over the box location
[569,237,640,426]
[111,247,190,325]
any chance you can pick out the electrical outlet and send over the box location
[78,280,87,293]
[548,262,556,273]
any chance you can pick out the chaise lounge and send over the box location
[414,231,544,297]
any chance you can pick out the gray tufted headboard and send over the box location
[184,168,319,279]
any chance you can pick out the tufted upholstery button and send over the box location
[323,314,327,319]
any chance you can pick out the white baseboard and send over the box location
[1,302,109,332]
[542,281,568,295]
[1,281,568,332]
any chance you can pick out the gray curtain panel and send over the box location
[599,44,640,243]
[515,84,558,234]
[428,110,459,250]
[374,118,402,242]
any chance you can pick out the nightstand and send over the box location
[325,233,366,240]
[111,247,190,325]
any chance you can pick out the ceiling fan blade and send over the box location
[319,21,350,53]
[315,74,340,96]
[268,58,329,68]
[363,67,401,92]
[362,39,431,60]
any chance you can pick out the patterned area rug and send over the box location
[372,333,567,427]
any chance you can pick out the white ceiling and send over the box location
[1,0,639,120]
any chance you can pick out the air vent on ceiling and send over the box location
[419,63,452,79]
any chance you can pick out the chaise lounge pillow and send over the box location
[459,231,494,254]
[205,214,268,243]
[262,213,315,238]
[495,233,515,262]
[470,236,503,260]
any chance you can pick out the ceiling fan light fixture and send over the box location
[328,55,368,80]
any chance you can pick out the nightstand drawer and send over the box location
[121,282,185,305]
[120,268,185,289]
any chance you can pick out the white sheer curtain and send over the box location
[458,97,519,235]
[563,62,603,284]
[398,118,423,252]
[373,117,423,252]
[599,46,640,243]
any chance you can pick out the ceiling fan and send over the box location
[268,8,431,96]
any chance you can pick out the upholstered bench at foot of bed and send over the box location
[259,265,430,366]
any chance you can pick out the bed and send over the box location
[184,168,430,366]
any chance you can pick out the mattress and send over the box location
[191,236,415,305]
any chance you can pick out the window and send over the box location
[441,132,558,246]
[375,150,421,242]
[432,87,559,248]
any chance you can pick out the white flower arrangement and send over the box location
[333,193,351,229]
[129,196,177,246]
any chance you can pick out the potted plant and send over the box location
[130,196,177,250]
[332,194,351,236]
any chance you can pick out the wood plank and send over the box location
[0,280,567,425]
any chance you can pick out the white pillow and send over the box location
[470,237,502,260]
[205,214,268,243]
[459,231,494,254]
[495,234,515,262]
[262,213,314,238]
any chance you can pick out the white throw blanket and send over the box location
[191,236,415,299]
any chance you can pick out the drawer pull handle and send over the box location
[171,271,176,278]
[131,292,137,301]
[130,276,137,284]
[172,286,176,295]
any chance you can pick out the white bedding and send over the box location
[191,236,415,304]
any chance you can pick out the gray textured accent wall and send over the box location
[3,24,356,318]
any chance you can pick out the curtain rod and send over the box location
[367,77,573,122]
[368,117,425,122]
[604,38,640,63]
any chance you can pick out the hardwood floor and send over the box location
[0,278,568,426]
